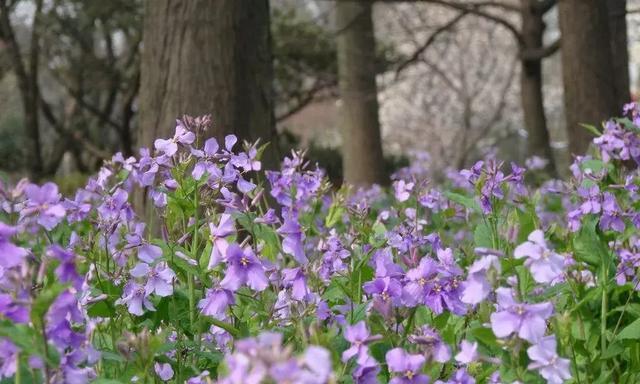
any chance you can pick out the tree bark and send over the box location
[336,1,386,187]
[607,0,630,110]
[138,0,277,167]
[519,0,556,175]
[558,0,618,155]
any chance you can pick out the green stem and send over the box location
[600,262,609,355]
[612,280,640,338]
[188,273,195,331]
[402,307,417,345]
[15,353,21,384]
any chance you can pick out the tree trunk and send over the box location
[558,0,618,156]
[138,0,277,167]
[607,0,630,110]
[520,0,556,176]
[336,1,386,187]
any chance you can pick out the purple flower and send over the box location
[48,246,82,289]
[0,222,28,269]
[514,230,565,284]
[208,213,235,269]
[408,326,451,363]
[46,290,85,351]
[187,370,211,384]
[130,262,175,297]
[97,188,130,222]
[220,244,268,292]
[461,255,500,305]
[117,282,156,316]
[0,339,18,379]
[301,346,332,383]
[454,340,478,364]
[363,276,402,318]
[353,355,380,384]
[20,182,66,230]
[282,267,311,301]
[403,257,438,305]
[278,215,307,265]
[403,256,465,315]
[0,294,28,323]
[341,321,381,364]
[138,244,163,263]
[600,192,625,232]
[154,122,195,156]
[192,138,222,181]
[526,156,549,171]
[199,288,235,319]
[615,248,640,286]
[490,287,553,343]
[435,368,476,384]
[578,185,601,215]
[527,336,571,384]
[394,180,414,202]
[385,348,429,384]
[155,362,174,381]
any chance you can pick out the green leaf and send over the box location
[445,191,481,213]
[470,326,499,348]
[516,208,536,244]
[474,222,493,249]
[325,202,344,228]
[87,301,115,318]
[617,318,640,340]
[601,341,625,359]
[573,218,609,267]
[201,316,240,338]
[579,123,601,136]
[31,283,68,324]
[369,222,387,247]
[100,351,126,363]
[0,321,35,351]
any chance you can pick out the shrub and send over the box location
[2,107,640,383]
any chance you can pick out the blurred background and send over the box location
[0,0,638,191]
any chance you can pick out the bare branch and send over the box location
[376,0,520,12]
[395,10,469,78]
[276,79,336,122]
[39,94,111,160]
[379,0,523,43]
[519,38,560,60]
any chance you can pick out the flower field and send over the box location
[3,108,640,383]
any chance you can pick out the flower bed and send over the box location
[2,108,640,383]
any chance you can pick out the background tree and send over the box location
[336,0,387,186]
[0,0,141,178]
[384,0,560,174]
[138,0,277,167]
[608,0,631,110]
[558,0,618,155]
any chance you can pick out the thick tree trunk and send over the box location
[138,0,277,167]
[520,0,556,176]
[558,0,618,155]
[607,0,630,110]
[336,1,386,187]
